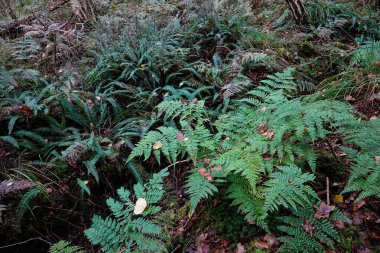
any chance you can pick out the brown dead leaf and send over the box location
[353,200,366,211]
[210,165,222,172]
[236,243,245,253]
[333,221,346,230]
[314,202,336,219]
[247,219,255,225]
[203,158,211,164]
[198,168,212,181]
[262,130,275,139]
[264,233,277,248]
[353,211,364,226]
[257,122,268,134]
[0,180,34,197]
[255,240,269,249]
[303,220,315,237]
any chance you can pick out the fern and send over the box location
[278,207,347,253]
[186,169,218,211]
[49,240,84,253]
[128,126,180,164]
[16,187,41,218]
[85,169,169,253]
[342,119,380,201]
[264,165,318,213]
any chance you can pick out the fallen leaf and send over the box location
[369,231,380,240]
[210,165,222,172]
[353,200,366,211]
[176,132,184,140]
[86,99,94,109]
[345,95,355,101]
[255,240,269,249]
[236,243,245,253]
[264,233,277,247]
[314,202,336,219]
[353,211,364,225]
[257,122,268,134]
[262,130,275,139]
[134,198,147,215]
[203,158,211,164]
[247,219,255,225]
[302,220,315,237]
[153,141,163,150]
[333,194,344,204]
[333,221,346,229]
[198,168,212,181]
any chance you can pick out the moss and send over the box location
[316,150,346,180]
[199,194,258,241]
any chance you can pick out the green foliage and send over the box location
[131,69,357,229]
[342,119,380,200]
[49,240,84,253]
[277,207,348,253]
[85,169,169,253]
[16,187,41,218]
[263,165,317,213]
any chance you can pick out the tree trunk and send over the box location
[284,0,309,27]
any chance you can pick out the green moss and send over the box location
[199,194,258,241]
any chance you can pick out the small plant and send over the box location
[85,169,169,253]
[49,240,84,253]
[278,207,350,252]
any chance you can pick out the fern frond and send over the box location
[264,165,318,212]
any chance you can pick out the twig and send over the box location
[0,237,51,249]
[326,177,330,206]
[165,160,190,170]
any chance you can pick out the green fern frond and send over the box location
[128,126,180,164]
[49,240,84,253]
[264,165,318,212]
[186,169,218,211]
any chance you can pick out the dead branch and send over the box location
[0,0,70,38]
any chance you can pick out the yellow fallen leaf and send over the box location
[333,194,344,204]
[134,198,147,215]
[153,141,163,150]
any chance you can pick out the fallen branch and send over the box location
[0,0,70,38]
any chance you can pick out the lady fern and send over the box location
[85,169,169,253]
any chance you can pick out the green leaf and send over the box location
[77,178,91,195]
